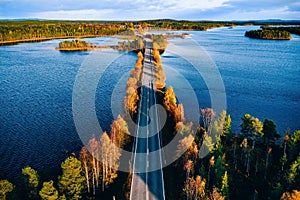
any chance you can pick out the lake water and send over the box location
[0,26,299,180]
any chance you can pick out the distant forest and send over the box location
[245,25,300,40]
[1,19,300,45]
[245,30,291,40]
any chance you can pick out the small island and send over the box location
[56,34,170,53]
[56,40,96,51]
[245,29,291,40]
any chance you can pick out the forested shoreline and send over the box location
[2,19,299,46]
[0,21,126,46]
[245,29,292,40]
[245,26,300,40]
[261,26,300,36]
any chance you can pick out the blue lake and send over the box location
[0,26,299,180]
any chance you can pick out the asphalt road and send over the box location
[130,40,166,200]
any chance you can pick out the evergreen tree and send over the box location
[221,171,229,199]
[289,131,300,159]
[223,115,231,136]
[241,114,263,139]
[263,119,279,145]
[241,114,263,151]
[215,156,225,187]
[0,180,13,200]
[22,166,39,199]
[39,180,59,200]
[58,156,86,200]
[286,154,300,184]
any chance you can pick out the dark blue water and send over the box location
[0,26,299,180]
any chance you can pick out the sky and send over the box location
[0,0,299,21]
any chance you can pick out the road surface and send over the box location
[130,39,166,200]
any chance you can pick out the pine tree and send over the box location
[39,180,59,200]
[240,114,263,175]
[221,171,229,199]
[223,115,231,136]
[286,154,300,184]
[22,166,39,199]
[215,156,225,187]
[0,180,13,200]
[263,119,279,145]
[241,114,263,145]
[58,156,86,200]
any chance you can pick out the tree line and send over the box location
[0,21,126,43]
[118,37,144,52]
[245,29,291,40]
[261,26,300,36]
[1,20,300,45]
[56,40,95,51]
[58,40,90,48]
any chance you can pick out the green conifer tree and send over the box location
[0,180,14,200]
[22,166,39,199]
[58,157,86,200]
[221,171,229,199]
[39,180,59,200]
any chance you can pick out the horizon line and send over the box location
[1,18,300,22]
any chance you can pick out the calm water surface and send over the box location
[0,26,299,180]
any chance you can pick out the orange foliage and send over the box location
[152,49,161,64]
[135,51,144,68]
[128,90,139,114]
[164,86,177,113]
[281,190,300,200]
[126,77,137,89]
[126,87,135,96]
[152,49,166,89]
